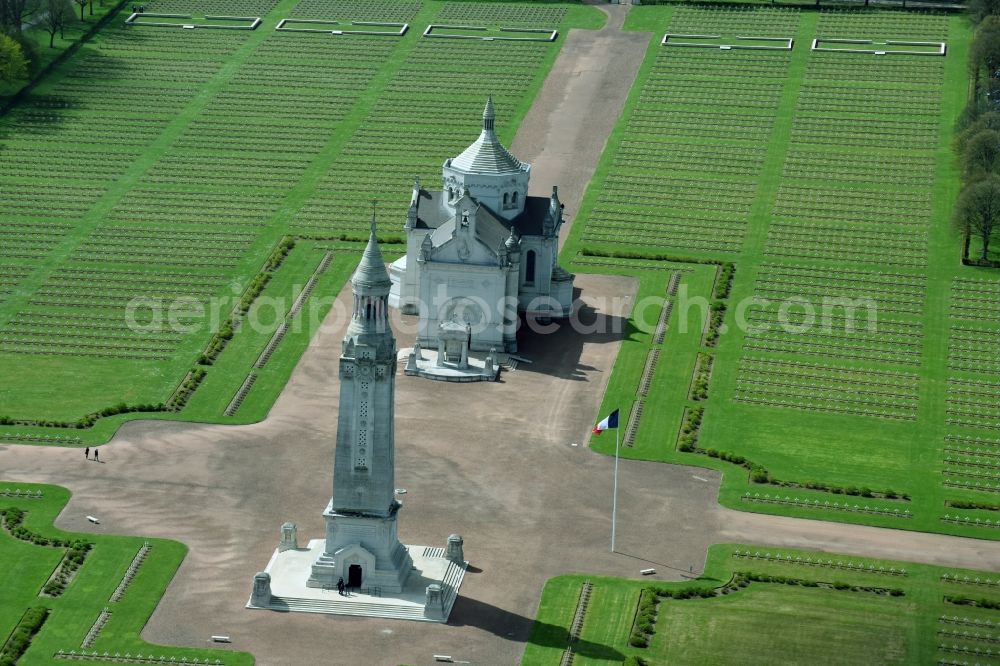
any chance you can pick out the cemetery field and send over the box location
[0,482,251,665]
[0,0,603,445]
[523,543,999,666]
[568,5,998,540]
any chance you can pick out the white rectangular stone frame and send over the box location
[274,19,409,36]
[423,24,557,42]
[661,33,793,51]
[810,37,946,56]
[124,13,262,30]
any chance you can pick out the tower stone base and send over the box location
[248,538,467,623]
[306,501,412,594]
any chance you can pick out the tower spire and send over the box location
[353,203,391,294]
[483,95,495,133]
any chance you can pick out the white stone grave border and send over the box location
[810,37,946,56]
[124,12,262,30]
[661,33,793,51]
[422,24,557,42]
[274,19,408,36]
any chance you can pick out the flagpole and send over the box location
[611,425,619,553]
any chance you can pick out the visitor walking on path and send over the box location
[94,449,99,462]
[84,447,89,460]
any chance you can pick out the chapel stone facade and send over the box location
[389,98,575,353]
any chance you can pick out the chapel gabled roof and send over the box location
[449,97,526,176]
[427,199,509,257]
[415,189,554,238]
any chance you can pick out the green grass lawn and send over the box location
[654,585,913,666]
[0,0,604,445]
[567,5,999,540]
[0,481,251,665]
[523,543,1000,666]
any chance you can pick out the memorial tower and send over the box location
[307,216,413,593]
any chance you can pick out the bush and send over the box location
[677,407,705,452]
[704,302,727,345]
[0,607,48,664]
[623,657,647,666]
[713,263,736,300]
[581,247,722,267]
[628,635,648,648]
[691,353,713,401]
[949,499,1000,511]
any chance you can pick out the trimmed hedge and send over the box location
[946,594,1000,609]
[0,606,48,665]
[690,352,713,401]
[704,301,726,346]
[712,262,735,300]
[580,247,723,266]
[676,406,704,452]
[628,588,659,648]
[948,499,1000,511]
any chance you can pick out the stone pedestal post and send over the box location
[425,583,445,619]
[251,572,272,607]
[279,522,298,552]
[447,534,465,563]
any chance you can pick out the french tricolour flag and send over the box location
[592,408,619,435]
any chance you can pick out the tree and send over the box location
[71,0,83,20]
[970,0,1000,24]
[964,129,1000,179]
[41,0,71,48]
[970,17,1000,105]
[0,0,41,34]
[959,111,1000,150]
[956,176,1000,261]
[0,33,27,83]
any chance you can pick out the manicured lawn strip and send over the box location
[0,0,604,443]
[574,585,640,666]
[523,542,1000,666]
[211,250,362,423]
[0,482,252,664]
[0,524,62,644]
[653,585,913,666]
[584,263,717,464]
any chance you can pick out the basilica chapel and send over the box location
[388,98,575,354]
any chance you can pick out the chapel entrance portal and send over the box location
[348,564,362,589]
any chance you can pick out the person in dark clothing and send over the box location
[94,449,99,462]
[84,447,89,460]
[337,578,345,596]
